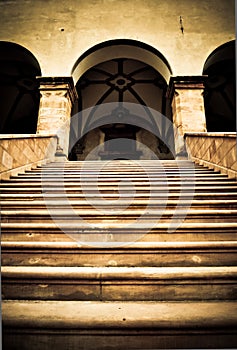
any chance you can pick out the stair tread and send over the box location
[3,265,237,279]
[2,221,237,229]
[24,170,219,174]
[3,300,237,328]
[0,188,237,197]
[1,199,237,206]
[2,180,236,184]
[1,184,236,189]
[2,208,237,215]
[3,240,237,249]
[11,174,228,178]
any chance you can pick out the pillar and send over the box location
[167,76,207,158]
[36,77,78,158]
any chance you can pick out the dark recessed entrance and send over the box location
[69,41,174,161]
[99,124,142,160]
[203,40,236,132]
[0,41,41,133]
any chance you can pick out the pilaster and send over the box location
[36,77,78,157]
[167,76,207,158]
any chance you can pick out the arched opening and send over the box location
[203,40,236,132]
[70,40,174,160]
[0,41,41,134]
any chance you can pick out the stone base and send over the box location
[175,151,188,160]
[99,150,143,160]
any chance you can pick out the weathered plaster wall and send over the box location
[0,0,234,78]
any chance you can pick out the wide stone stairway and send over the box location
[1,159,237,349]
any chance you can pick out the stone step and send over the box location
[16,167,214,172]
[1,186,237,195]
[1,176,236,184]
[2,300,237,349]
[39,163,210,168]
[2,221,237,231]
[2,265,237,301]
[37,168,210,173]
[10,177,231,184]
[2,241,237,267]
[39,159,199,168]
[1,191,237,200]
[1,198,236,210]
[13,172,227,178]
[39,164,208,168]
[2,208,237,224]
[40,162,203,167]
[3,177,236,184]
[26,169,218,175]
[2,222,237,242]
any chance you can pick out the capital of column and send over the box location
[36,76,78,105]
[166,75,208,99]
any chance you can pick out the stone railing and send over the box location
[185,132,237,179]
[0,134,58,180]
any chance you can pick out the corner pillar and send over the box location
[36,77,78,158]
[167,76,207,158]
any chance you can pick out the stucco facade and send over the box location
[0,0,235,77]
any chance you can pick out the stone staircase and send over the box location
[1,160,237,349]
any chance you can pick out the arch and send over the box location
[0,41,41,133]
[203,40,235,73]
[70,40,173,161]
[71,39,172,84]
[77,58,168,132]
[202,40,235,132]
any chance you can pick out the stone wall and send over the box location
[185,133,237,179]
[0,134,58,180]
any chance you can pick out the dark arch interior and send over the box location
[76,58,168,121]
[0,41,41,133]
[69,57,174,160]
[203,40,236,132]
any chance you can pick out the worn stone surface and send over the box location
[2,265,237,301]
[2,301,237,349]
[1,159,237,348]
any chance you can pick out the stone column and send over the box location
[36,77,78,158]
[167,76,207,159]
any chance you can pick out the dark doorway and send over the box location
[99,124,142,160]
[0,41,41,134]
[203,40,236,132]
